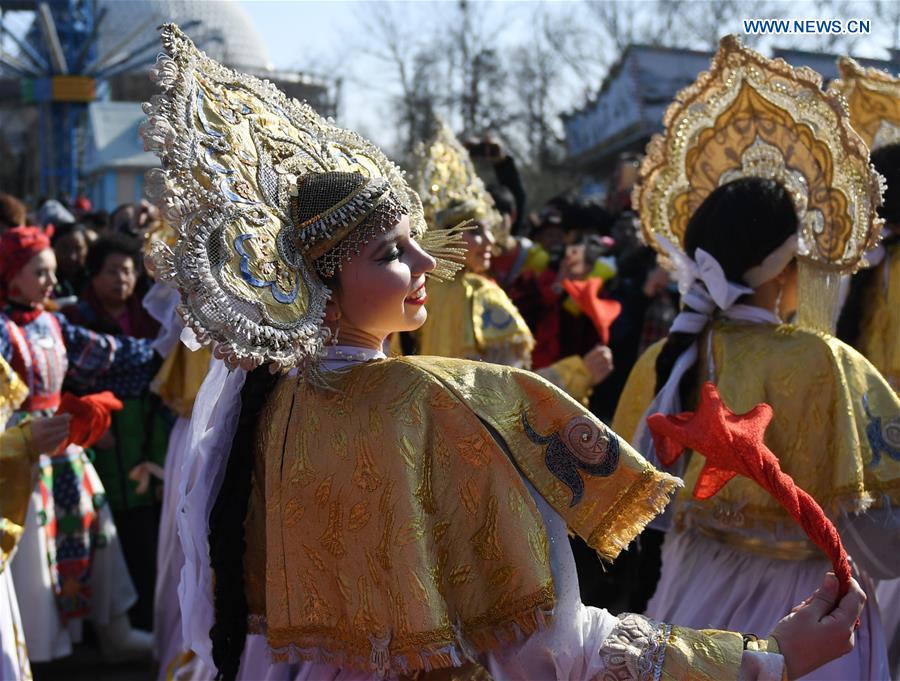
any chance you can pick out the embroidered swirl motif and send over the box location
[522,413,620,507]
[863,393,900,465]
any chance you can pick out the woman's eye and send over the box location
[381,247,403,262]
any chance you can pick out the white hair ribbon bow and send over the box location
[656,234,753,311]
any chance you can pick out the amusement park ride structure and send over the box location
[0,0,197,198]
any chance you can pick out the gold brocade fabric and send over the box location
[150,343,212,418]
[0,425,35,572]
[249,356,678,674]
[415,273,534,368]
[614,322,900,539]
[0,354,27,426]
[0,356,35,572]
[659,627,745,681]
[857,244,900,393]
[598,614,767,681]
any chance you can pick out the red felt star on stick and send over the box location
[562,277,622,345]
[647,381,852,598]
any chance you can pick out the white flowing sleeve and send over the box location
[176,360,246,670]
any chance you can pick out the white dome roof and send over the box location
[97,0,273,73]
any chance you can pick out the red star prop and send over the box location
[562,277,622,345]
[647,381,852,598]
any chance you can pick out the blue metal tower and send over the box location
[0,1,194,198]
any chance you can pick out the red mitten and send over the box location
[57,391,124,450]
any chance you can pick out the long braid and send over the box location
[208,365,279,681]
[654,331,702,403]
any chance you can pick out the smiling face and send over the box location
[8,248,57,305]
[326,215,436,348]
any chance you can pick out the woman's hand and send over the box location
[583,344,614,386]
[771,572,866,679]
[31,414,71,454]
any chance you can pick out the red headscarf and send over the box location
[0,225,52,301]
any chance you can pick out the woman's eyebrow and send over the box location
[372,234,399,256]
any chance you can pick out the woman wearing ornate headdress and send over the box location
[407,120,612,404]
[831,57,900,680]
[144,25,865,681]
[612,36,899,680]
[0,223,162,662]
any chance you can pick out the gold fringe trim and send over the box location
[254,585,555,675]
[420,221,472,282]
[797,259,843,334]
[588,465,683,562]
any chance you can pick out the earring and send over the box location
[774,285,784,321]
[330,324,340,346]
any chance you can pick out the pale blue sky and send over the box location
[239,0,541,152]
[239,0,899,153]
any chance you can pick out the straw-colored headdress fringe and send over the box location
[633,34,884,333]
[410,118,503,233]
[831,57,900,152]
[140,24,464,370]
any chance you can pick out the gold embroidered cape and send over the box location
[247,356,678,673]
[613,323,900,540]
[0,355,36,571]
[857,244,900,393]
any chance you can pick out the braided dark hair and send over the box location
[654,177,798,401]
[208,365,280,681]
[837,143,900,347]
